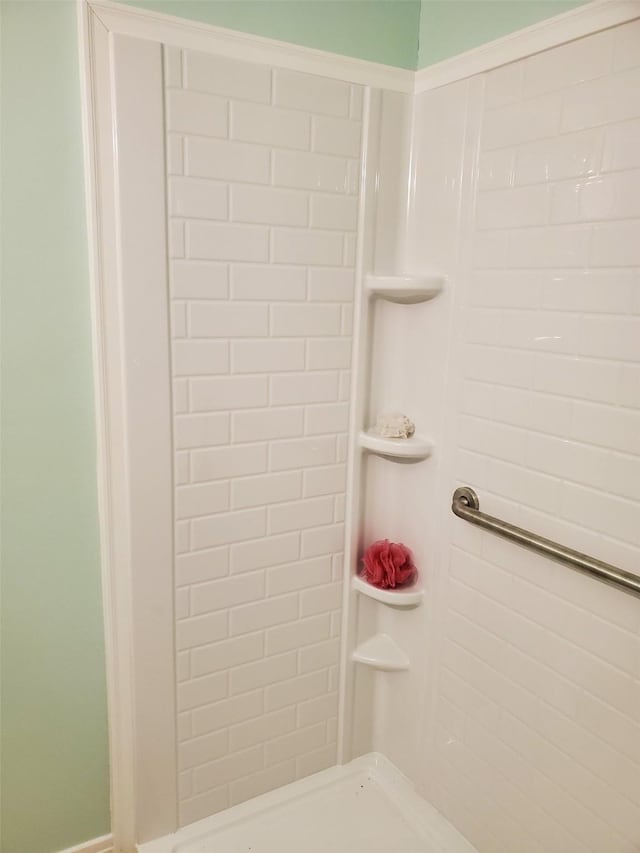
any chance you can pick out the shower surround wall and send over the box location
[84,8,640,851]
[164,47,362,826]
[366,19,640,853]
[165,22,640,847]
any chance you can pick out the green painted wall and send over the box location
[0,1,110,852]
[418,0,589,67]
[118,0,421,69]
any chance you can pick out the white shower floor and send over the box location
[139,754,476,853]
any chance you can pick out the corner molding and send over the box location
[77,2,138,850]
[87,0,414,92]
[414,0,640,93]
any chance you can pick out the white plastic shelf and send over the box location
[352,573,423,607]
[358,429,433,461]
[352,634,409,671]
[364,274,444,304]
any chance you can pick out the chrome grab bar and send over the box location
[451,486,640,598]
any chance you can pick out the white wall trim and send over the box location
[77,2,130,850]
[415,0,640,92]
[78,2,177,850]
[58,834,114,853]
[87,0,414,91]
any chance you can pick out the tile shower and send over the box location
[88,11,640,853]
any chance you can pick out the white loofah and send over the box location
[375,412,416,439]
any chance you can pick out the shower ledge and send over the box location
[359,429,433,461]
[352,633,409,671]
[364,273,444,303]
[352,573,424,606]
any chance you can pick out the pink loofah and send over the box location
[360,539,417,589]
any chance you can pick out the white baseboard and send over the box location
[58,834,113,853]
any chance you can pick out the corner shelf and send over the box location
[352,573,424,607]
[364,273,444,304]
[358,429,433,461]
[352,634,410,671]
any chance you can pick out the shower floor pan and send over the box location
[139,753,476,853]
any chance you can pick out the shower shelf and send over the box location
[358,429,433,461]
[352,574,424,606]
[352,633,409,671]
[364,273,444,304]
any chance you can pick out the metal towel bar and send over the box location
[451,486,640,598]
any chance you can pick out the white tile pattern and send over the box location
[412,23,640,853]
[164,46,361,825]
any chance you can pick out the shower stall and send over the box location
[81,2,640,850]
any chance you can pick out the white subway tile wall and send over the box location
[430,23,640,852]
[164,46,359,825]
